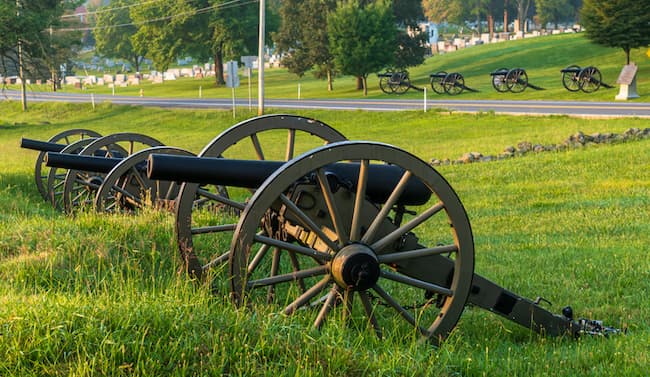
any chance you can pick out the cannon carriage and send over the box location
[147,136,619,343]
[560,65,613,93]
[378,70,423,94]
[429,71,478,95]
[490,67,545,93]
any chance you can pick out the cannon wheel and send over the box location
[35,129,102,201]
[59,133,164,212]
[94,146,195,213]
[579,66,601,93]
[174,114,348,279]
[230,141,474,344]
[506,68,528,93]
[444,72,465,96]
[430,71,447,94]
[46,138,99,209]
[561,65,582,92]
[379,72,394,94]
[391,71,410,94]
[491,68,509,92]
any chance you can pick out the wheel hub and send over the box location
[331,244,380,291]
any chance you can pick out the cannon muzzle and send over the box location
[21,138,67,153]
[147,154,432,206]
[45,152,123,174]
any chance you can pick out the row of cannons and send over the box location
[21,115,621,344]
[379,65,613,95]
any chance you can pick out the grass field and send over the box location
[10,33,650,102]
[0,100,649,376]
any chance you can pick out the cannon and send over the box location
[147,139,619,344]
[23,115,346,216]
[22,132,169,211]
[490,67,544,93]
[378,71,422,94]
[20,129,102,201]
[429,71,479,95]
[561,65,613,93]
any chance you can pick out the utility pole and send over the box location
[17,0,27,111]
[257,0,265,115]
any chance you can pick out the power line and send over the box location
[60,0,169,19]
[56,0,257,31]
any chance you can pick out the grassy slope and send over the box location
[0,102,649,376]
[16,33,650,102]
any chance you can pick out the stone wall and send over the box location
[431,128,650,166]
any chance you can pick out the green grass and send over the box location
[1,102,649,375]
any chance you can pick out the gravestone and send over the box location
[615,63,639,100]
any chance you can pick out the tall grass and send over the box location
[0,102,648,376]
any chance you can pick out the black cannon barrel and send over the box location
[45,152,123,174]
[147,154,432,206]
[21,138,67,153]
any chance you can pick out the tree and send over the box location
[274,0,337,90]
[181,0,261,87]
[130,1,194,76]
[422,0,464,23]
[580,0,650,64]
[391,0,427,69]
[328,0,397,95]
[0,1,82,95]
[94,0,146,74]
[535,0,575,29]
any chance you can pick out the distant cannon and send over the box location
[378,70,422,94]
[490,67,544,93]
[561,65,613,93]
[429,71,479,95]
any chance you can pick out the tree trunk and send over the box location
[625,47,630,65]
[214,50,225,86]
[362,76,367,96]
[488,15,494,40]
[356,76,363,90]
[51,71,57,92]
[504,0,508,32]
[327,69,333,91]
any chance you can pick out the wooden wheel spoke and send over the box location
[313,284,340,329]
[285,129,296,160]
[316,168,349,245]
[361,170,413,244]
[202,251,230,270]
[250,134,265,160]
[371,202,444,253]
[279,194,339,252]
[253,234,333,262]
[247,242,271,273]
[350,160,369,242]
[191,223,237,235]
[372,284,428,335]
[378,244,458,264]
[284,275,332,315]
[196,187,245,211]
[359,291,382,338]
[380,270,452,297]
[246,265,329,289]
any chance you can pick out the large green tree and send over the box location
[328,0,397,95]
[274,0,337,90]
[130,1,193,76]
[580,0,650,64]
[0,1,82,91]
[94,0,145,74]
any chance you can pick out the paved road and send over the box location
[4,90,650,117]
